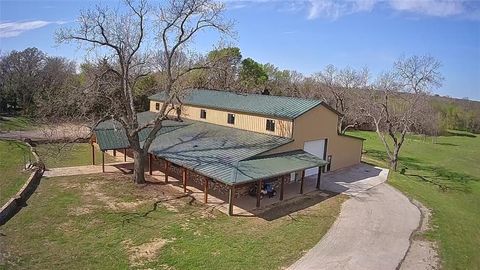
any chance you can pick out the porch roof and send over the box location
[94,112,327,185]
[94,111,187,151]
[232,150,328,184]
[147,120,293,184]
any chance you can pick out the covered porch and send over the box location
[91,115,329,216]
[144,151,328,216]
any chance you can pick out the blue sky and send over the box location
[1,0,479,100]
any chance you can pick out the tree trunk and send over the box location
[391,158,398,171]
[338,115,344,134]
[132,148,146,184]
[391,147,399,171]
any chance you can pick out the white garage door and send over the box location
[303,139,326,176]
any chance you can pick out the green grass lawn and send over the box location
[0,174,345,269]
[349,130,480,270]
[0,140,31,207]
[0,116,33,132]
[36,143,116,168]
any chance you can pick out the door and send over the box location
[303,139,326,176]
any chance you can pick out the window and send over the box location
[227,113,235,124]
[155,103,160,111]
[266,119,275,132]
[200,109,207,119]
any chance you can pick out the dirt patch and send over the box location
[83,181,152,211]
[123,238,172,267]
[69,205,97,216]
[400,200,440,270]
[57,180,81,189]
[59,174,198,217]
[57,221,81,234]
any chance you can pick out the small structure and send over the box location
[91,89,364,215]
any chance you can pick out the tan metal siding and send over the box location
[149,101,292,138]
[262,106,363,171]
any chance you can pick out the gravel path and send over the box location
[0,123,90,141]
[289,164,422,270]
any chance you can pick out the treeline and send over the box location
[1,47,479,134]
[0,48,79,117]
[432,97,480,133]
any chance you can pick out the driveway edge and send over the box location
[397,194,440,270]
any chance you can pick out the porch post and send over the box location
[182,168,187,193]
[102,151,105,173]
[123,148,127,162]
[300,170,305,194]
[113,149,116,157]
[280,176,285,201]
[256,179,262,208]
[91,144,95,165]
[148,153,152,175]
[228,185,235,216]
[316,166,322,190]
[164,160,169,183]
[204,178,209,203]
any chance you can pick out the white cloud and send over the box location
[306,0,476,20]
[390,0,464,16]
[0,20,66,38]
[307,0,377,20]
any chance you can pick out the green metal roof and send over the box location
[94,111,188,151]
[95,111,328,185]
[149,89,322,119]
[148,120,292,184]
[232,150,328,184]
[94,129,130,150]
[94,125,186,151]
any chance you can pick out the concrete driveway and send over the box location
[289,163,421,270]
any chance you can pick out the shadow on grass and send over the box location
[445,130,477,138]
[120,194,196,227]
[404,165,478,193]
[434,142,459,147]
[365,149,479,193]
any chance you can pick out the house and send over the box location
[92,89,363,215]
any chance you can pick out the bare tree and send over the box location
[363,55,443,171]
[314,65,369,133]
[57,0,232,184]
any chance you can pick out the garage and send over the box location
[303,139,327,176]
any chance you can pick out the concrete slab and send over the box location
[320,163,388,195]
[289,164,422,270]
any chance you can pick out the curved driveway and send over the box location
[290,164,421,270]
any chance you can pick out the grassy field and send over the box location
[0,116,32,132]
[0,174,345,269]
[36,143,115,168]
[0,140,31,207]
[349,130,480,270]
[0,141,113,206]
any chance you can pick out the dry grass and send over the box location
[1,173,345,269]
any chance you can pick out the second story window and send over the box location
[266,119,275,132]
[227,113,235,125]
[155,103,160,111]
[200,109,207,119]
